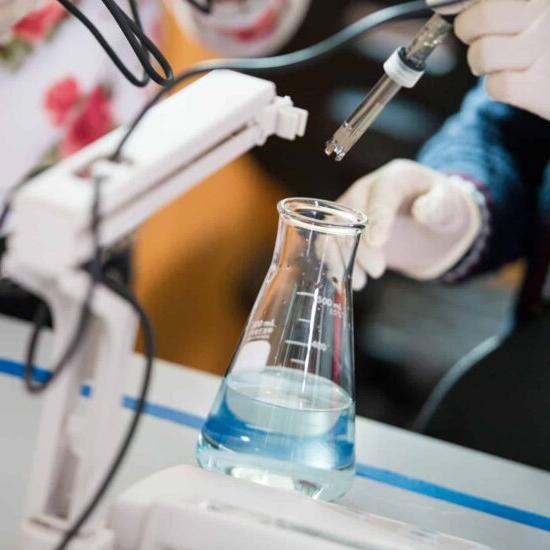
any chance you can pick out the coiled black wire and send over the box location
[56,0,173,86]
[12,176,155,550]
[54,0,214,87]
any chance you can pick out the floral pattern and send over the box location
[43,77,115,160]
[0,1,71,69]
[44,76,81,125]
[12,1,66,43]
[1,0,158,189]
[61,85,114,157]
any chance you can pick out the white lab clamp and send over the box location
[4,70,307,550]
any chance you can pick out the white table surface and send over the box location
[1,314,549,549]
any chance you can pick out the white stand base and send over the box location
[18,520,113,550]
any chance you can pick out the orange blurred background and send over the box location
[135,10,286,375]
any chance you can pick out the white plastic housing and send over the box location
[109,465,491,550]
[7,70,307,278]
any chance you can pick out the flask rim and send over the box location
[278,197,367,233]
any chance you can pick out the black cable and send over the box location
[54,273,155,550]
[99,0,173,86]
[110,0,463,160]
[23,176,103,393]
[98,0,173,85]
[55,0,173,87]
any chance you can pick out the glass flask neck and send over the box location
[277,198,367,235]
[272,198,367,279]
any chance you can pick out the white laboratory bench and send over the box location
[0,314,549,549]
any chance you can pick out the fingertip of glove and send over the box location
[352,269,367,291]
[368,261,386,279]
[411,185,459,231]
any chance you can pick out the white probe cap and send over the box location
[383,48,424,88]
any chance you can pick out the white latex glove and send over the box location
[337,160,483,290]
[0,0,37,40]
[427,0,475,16]
[455,0,550,121]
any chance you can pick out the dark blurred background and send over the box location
[249,0,520,429]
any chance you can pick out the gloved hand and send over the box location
[0,0,37,40]
[454,0,550,121]
[337,160,483,290]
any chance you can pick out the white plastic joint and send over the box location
[276,102,308,141]
[383,48,424,89]
[253,97,308,145]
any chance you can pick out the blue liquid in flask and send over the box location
[197,366,355,501]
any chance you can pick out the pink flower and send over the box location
[44,77,81,126]
[61,87,113,158]
[12,1,66,44]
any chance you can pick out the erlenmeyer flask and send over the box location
[197,197,367,501]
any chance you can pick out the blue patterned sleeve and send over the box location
[418,81,550,280]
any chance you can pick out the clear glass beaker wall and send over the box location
[197,198,367,501]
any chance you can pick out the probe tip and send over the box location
[325,138,346,162]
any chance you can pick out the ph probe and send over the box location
[325,13,454,161]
